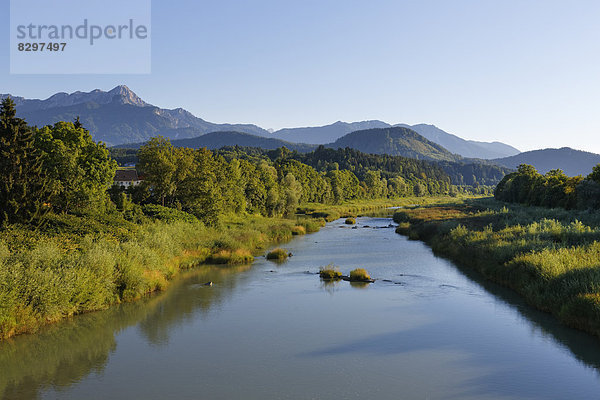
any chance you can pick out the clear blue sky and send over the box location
[2,0,600,153]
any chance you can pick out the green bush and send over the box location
[349,268,371,282]
[266,248,289,261]
[291,226,306,235]
[345,217,356,225]
[142,204,198,224]
[319,265,342,280]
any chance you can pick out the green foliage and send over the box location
[266,248,289,261]
[395,198,600,337]
[0,210,326,340]
[349,268,371,282]
[319,265,342,280]
[495,163,597,210]
[35,120,117,213]
[137,137,177,207]
[291,225,306,235]
[141,204,198,224]
[0,97,50,225]
[345,217,356,225]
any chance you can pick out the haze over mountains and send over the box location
[121,131,316,153]
[2,85,517,158]
[328,127,459,162]
[493,148,600,177]
[0,86,269,145]
[4,85,600,177]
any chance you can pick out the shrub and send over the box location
[291,226,306,235]
[207,249,254,265]
[266,248,289,261]
[319,265,342,280]
[142,204,198,224]
[345,218,356,225]
[298,218,323,233]
[349,268,371,282]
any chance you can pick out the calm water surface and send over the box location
[2,216,600,399]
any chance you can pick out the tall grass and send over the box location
[266,248,289,261]
[0,211,317,340]
[393,197,600,337]
[349,268,371,282]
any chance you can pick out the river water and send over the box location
[2,216,600,399]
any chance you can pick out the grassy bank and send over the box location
[1,198,432,340]
[0,209,331,340]
[393,197,600,337]
[300,197,469,222]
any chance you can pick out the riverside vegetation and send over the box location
[0,97,478,340]
[394,196,600,337]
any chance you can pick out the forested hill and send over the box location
[396,123,520,159]
[493,147,600,177]
[325,127,460,162]
[117,131,316,153]
[215,145,511,188]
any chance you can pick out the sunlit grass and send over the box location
[393,197,600,337]
[349,268,371,282]
[319,264,342,280]
[266,248,289,261]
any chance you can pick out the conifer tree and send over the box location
[0,97,49,225]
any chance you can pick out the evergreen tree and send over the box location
[0,97,49,225]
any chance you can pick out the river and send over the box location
[2,215,600,399]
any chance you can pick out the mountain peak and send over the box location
[107,85,148,107]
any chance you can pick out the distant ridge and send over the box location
[2,85,519,159]
[0,86,269,146]
[273,120,390,145]
[326,127,459,162]
[115,131,316,153]
[493,147,600,177]
[272,120,519,159]
[394,123,520,159]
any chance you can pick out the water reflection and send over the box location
[0,264,251,400]
[456,264,600,372]
[2,216,600,399]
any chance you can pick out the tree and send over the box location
[281,173,302,217]
[0,97,49,225]
[138,137,177,206]
[588,164,600,184]
[35,121,116,213]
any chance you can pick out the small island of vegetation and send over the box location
[266,248,290,261]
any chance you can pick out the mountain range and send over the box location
[1,86,518,159]
[0,86,269,145]
[5,85,600,177]
[120,131,316,153]
[493,148,600,177]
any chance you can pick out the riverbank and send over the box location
[0,211,318,340]
[393,197,600,337]
[1,197,457,340]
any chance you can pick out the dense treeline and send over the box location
[216,145,509,191]
[1,94,465,229]
[0,98,116,226]
[436,160,509,186]
[112,144,510,196]
[119,139,461,226]
[495,164,600,209]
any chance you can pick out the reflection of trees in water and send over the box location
[3,249,600,400]
[137,265,252,346]
[456,262,600,373]
[0,264,251,400]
